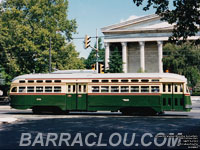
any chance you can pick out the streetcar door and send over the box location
[173,83,184,111]
[76,84,87,110]
[162,84,173,110]
[66,84,77,110]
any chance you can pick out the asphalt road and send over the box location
[0,97,200,149]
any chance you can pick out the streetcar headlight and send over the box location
[185,104,192,109]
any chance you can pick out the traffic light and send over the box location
[100,63,104,73]
[91,64,95,70]
[84,35,91,49]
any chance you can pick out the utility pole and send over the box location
[49,36,52,73]
[96,29,99,73]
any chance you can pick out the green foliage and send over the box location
[85,38,105,69]
[0,0,84,84]
[107,47,123,73]
[133,0,200,43]
[163,43,200,89]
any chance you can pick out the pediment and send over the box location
[101,14,174,33]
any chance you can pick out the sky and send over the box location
[68,0,157,58]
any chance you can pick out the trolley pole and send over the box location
[96,29,99,73]
[49,36,52,73]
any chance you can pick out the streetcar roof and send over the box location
[12,72,187,82]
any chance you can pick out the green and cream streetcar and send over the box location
[10,70,192,115]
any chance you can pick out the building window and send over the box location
[37,80,43,83]
[54,86,61,93]
[11,87,17,92]
[92,86,99,93]
[141,86,149,93]
[168,98,171,106]
[175,98,178,106]
[73,85,76,93]
[131,86,139,93]
[54,80,61,83]
[101,86,109,93]
[45,86,52,92]
[19,80,26,83]
[83,85,87,93]
[111,86,119,93]
[27,87,34,93]
[163,98,166,106]
[79,85,82,92]
[19,87,26,93]
[174,85,178,92]
[151,86,159,93]
[121,86,129,93]
[36,86,43,93]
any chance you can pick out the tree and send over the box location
[107,47,123,73]
[85,38,105,69]
[132,0,200,43]
[0,0,84,85]
[163,42,200,89]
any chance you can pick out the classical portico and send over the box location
[101,14,200,73]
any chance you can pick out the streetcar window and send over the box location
[175,98,178,106]
[92,80,99,83]
[68,85,71,92]
[54,80,61,83]
[37,80,43,83]
[174,85,178,92]
[83,85,87,93]
[151,86,159,93]
[180,98,184,106]
[79,85,82,92]
[102,80,109,83]
[168,84,171,92]
[101,86,109,93]
[131,79,138,82]
[45,80,52,83]
[111,86,119,93]
[121,86,129,93]
[151,79,159,82]
[19,87,26,93]
[163,84,166,92]
[92,86,99,93]
[27,87,34,93]
[54,86,61,93]
[131,86,139,93]
[121,79,128,83]
[73,85,76,93]
[111,80,118,83]
[45,86,52,92]
[168,98,171,106]
[141,79,149,82]
[180,84,183,92]
[28,80,34,83]
[11,87,17,92]
[36,86,43,92]
[163,98,166,106]
[19,80,25,83]
[141,86,149,93]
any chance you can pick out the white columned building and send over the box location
[101,14,200,73]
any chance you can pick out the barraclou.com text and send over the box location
[19,132,182,147]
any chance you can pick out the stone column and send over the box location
[157,41,163,73]
[139,41,145,72]
[121,42,128,73]
[104,42,110,70]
